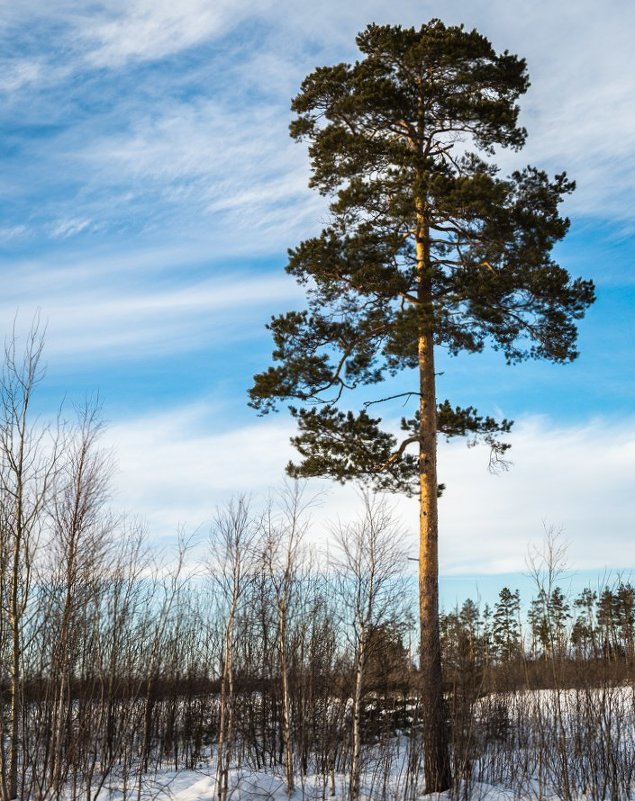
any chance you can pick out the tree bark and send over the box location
[416,212,452,793]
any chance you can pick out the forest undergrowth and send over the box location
[1,331,633,801]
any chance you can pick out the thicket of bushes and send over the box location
[1,331,633,801]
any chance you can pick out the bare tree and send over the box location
[332,494,409,801]
[526,527,573,800]
[260,483,312,795]
[0,323,59,801]
[209,498,259,801]
[42,403,113,796]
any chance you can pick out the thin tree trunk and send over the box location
[50,553,76,794]
[8,515,23,801]
[278,602,294,795]
[0,571,8,801]
[350,633,366,801]
[217,603,236,801]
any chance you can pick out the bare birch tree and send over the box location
[261,484,311,795]
[0,324,58,801]
[210,498,258,801]
[333,495,409,801]
[44,404,113,796]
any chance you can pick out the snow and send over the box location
[41,688,635,801]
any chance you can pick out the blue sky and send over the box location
[1,0,633,597]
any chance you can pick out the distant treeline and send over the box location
[441,582,635,673]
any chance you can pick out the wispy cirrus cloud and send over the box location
[2,0,633,249]
[82,98,306,191]
[0,58,44,93]
[0,0,265,71]
[0,261,302,363]
[78,0,268,67]
[0,225,28,242]
[50,217,93,239]
[58,94,322,250]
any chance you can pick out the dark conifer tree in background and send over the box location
[493,588,521,662]
[250,19,594,791]
[615,583,635,665]
[529,589,552,659]
[549,586,571,657]
[572,588,598,658]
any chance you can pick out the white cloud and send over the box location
[437,416,635,574]
[70,94,323,252]
[3,0,633,251]
[104,408,635,577]
[82,97,309,198]
[50,217,92,239]
[0,267,303,363]
[106,407,298,539]
[79,0,265,67]
[0,225,28,242]
[0,59,43,93]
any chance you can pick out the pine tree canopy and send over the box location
[249,19,595,494]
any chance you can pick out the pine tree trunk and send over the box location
[416,214,452,793]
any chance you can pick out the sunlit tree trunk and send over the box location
[416,210,451,792]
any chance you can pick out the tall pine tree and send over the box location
[250,20,594,791]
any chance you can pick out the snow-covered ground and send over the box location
[98,763,504,801]
[93,763,595,801]
[24,687,635,801]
